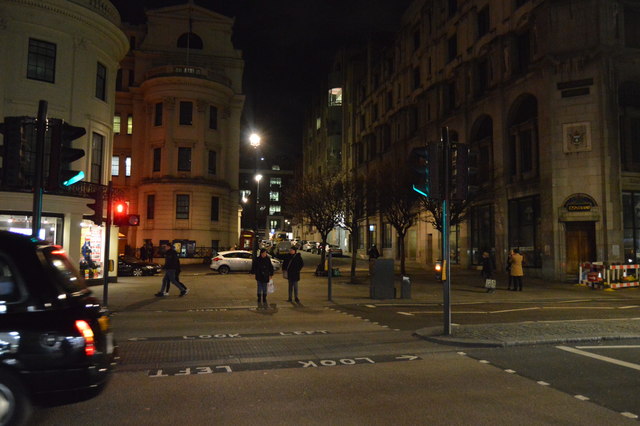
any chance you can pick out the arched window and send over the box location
[507,94,538,182]
[177,33,203,49]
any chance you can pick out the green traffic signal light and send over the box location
[47,119,86,189]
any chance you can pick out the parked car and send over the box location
[327,244,343,257]
[272,240,293,259]
[0,231,115,425]
[210,250,281,274]
[303,241,319,252]
[117,255,162,276]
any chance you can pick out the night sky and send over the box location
[109,0,413,164]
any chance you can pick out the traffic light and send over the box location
[113,201,140,227]
[409,143,442,199]
[48,118,86,188]
[0,116,33,187]
[87,189,104,226]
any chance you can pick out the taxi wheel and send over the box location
[218,265,230,275]
[0,370,31,426]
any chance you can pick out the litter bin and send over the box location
[401,276,411,299]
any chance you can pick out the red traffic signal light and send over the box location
[113,202,139,227]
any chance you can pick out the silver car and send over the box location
[210,250,281,274]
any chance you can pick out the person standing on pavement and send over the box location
[481,251,494,293]
[251,248,274,308]
[367,243,380,275]
[510,248,524,291]
[283,246,304,303]
[155,243,189,297]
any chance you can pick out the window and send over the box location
[211,196,219,221]
[177,33,203,49]
[209,106,218,129]
[179,101,193,125]
[269,205,281,215]
[383,223,392,249]
[127,115,133,134]
[125,156,131,177]
[515,31,532,75]
[147,194,155,220]
[153,148,161,172]
[625,7,640,48]
[623,192,640,262]
[116,69,123,91]
[448,0,457,17]
[508,195,541,268]
[271,165,280,171]
[96,62,107,101]
[91,133,104,184]
[316,117,321,130]
[0,255,20,304]
[413,28,420,51]
[208,150,216,174]
[469,204,495,265]
[111,156,120,176]
[619,82,640,171]
[270,177,282,187]
[328,88,343,106]
[269,191,279,201]
[113,114,121,134]
[178,147,191,171]
[413,67,421,89]
[447,34,457,63]
[508,96,538,182]
[475,58,489,98]
[154,102,163,126]
[176,194,190,219]
[27,38,56,83]
[477,6,490,39]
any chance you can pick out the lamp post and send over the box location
[249,133,261,256]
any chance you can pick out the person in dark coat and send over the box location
[481,251,494,293]
[283,246,304,303]
[155,243,189,297]
[251,248,274,308]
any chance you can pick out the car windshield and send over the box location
[42,246,87,294]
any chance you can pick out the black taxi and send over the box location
[0,231,115,425]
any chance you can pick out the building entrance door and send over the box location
[565,221,596,274]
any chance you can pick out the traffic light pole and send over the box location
[31,100,47,237]
[102,182,113,306]
[441,127,452,336]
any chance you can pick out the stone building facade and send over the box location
[112,3,244,256]
[0,0,128,265]
[303,0,640,281]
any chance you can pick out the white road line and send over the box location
[576,345,640,349]
[505,369,516,374]
[574,395,590,401]
[397,312,414,316]
[364,304,377,308]
[556,346,640,371]
[408,311,488,314]
[542,307,615,310]
[621,412,639,419]
[537,381,550,386]
[490,307,540,314]
[457,352,467,356]
[479,360,490,364]
[620,305,640,309]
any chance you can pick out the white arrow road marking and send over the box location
[557,346,640,371]
[395,355,419,361]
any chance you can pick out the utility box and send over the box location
[401,276,411,299]
[370,259,394,299]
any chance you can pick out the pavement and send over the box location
[119,254,640,348]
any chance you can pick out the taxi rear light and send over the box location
[213,257,222,261]
[75,320,96,356]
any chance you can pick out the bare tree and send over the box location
[376,167,419,276]
[336,172,368,282]
[419,197,472,232]
[285,175,342,272]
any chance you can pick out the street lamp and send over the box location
[249,133,261,256]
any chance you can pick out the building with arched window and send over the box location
[303,0,640,281]
[112,2,244,258]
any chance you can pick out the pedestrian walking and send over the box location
[283,246,304,303]
[155,243,189,297]
[481,251,495,293]
[251,248,274,308]
[510,248,525,291]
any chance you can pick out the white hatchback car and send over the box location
[210,250,281,274]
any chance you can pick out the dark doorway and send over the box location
[565,221,596,274]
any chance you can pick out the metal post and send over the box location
[442,127,452,336]
[253,148,260,258]
[328,250,333,301]
[103,182,112,306]
[31,100,47,238]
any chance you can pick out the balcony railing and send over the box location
[144,65,232,87]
